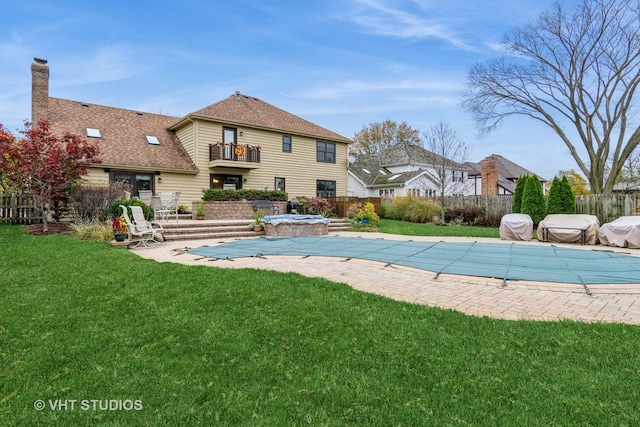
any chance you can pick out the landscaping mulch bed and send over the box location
[26,222,71,236]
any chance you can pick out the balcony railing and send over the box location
[209,143,261,164]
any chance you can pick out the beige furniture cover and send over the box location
[599,216,640,249]
[537,214,600,245]
[499,213,534,241]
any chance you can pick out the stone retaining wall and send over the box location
[192,201,287,220]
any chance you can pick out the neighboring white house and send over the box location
[348,144,474,197]
[348,148,547,198]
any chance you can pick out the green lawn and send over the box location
[2,224,639,425]
[378,218,501,238]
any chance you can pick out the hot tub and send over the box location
[262,214,330,237]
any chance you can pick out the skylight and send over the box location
[388,174,401,181]
[146,135,160,145]
[86,128,101,138]
[362,168,371,174]
[378,169,387,175]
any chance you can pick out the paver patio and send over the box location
[132,232,640,325]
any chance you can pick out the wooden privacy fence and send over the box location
[368,194,640,224]
[0,193,42,224]
[327,197,382,218]
[575,194,640,223]
[444,194,640,224]
[444,195,515,219]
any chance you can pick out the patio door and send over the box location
[223,127,236,160]
[112,171,154,196]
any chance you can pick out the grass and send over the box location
[378,218,501,238]
[2,224,640,425]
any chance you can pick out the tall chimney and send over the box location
[31,57,49,125]
[481,157,499,196]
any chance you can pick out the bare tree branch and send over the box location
[461,0,640,193]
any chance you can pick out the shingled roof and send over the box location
[468,154,547,181]
[376,143,467,168]
[178,92,351,143]
[46,98,197,172]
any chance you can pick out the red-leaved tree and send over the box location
[0,120,101,231]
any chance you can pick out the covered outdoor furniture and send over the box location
[120,205,163,248]
[599,216,640,248]
[537,214,600,245]
[499,213,533,241]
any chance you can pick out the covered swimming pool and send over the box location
[188,236,640,287]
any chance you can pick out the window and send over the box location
[86,128,101,138]
[452,170,465,182]
[274,177,285,192]
[316,180,336,197]
[146,135,160,145]
[282,135,292,152]
[316,141,335,163]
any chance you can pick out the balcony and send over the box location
[208,143,261,169]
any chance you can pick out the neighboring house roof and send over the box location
[376,143,467,169]
[349,143,468,188]
[46,98,198,172]
[469,154,547,182]
[172,91,351,143]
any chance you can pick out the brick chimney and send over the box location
[31,57,49,125]
[480,157,499,196]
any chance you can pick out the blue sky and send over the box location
[1,0,573,179]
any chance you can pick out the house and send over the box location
[30,58,352,207]
[465,154,547,195]
[348,144,473,197]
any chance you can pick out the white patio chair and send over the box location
[151,195,169,222]
[167,192,180,222]
[138,190,152,206]
[120,205,163,248]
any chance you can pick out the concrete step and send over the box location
[157,218,351,241]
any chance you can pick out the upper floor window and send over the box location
[282,135,292,152]
[452,170,465,182]
[316,141,335,163]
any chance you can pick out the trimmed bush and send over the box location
[512,175,526,213]
[445,206,484,225]
[68,182,131,222]
[546,177,563,215]
[201,188,287,201]
[560,176,576,213]
[521,175,546,224]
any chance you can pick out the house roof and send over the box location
[377,143,467,169]
[349,143,468,187]
[349,153,424,187]
[46,98,198,172]
[175,92,351,143]
[469,154,547,182]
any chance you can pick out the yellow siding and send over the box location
[85,118,350,209]
[175,123,195,164]
[196,121,349,197]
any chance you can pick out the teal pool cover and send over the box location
[188,236,640,286]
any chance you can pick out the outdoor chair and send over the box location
[120,205,163,248]
[138,190,152,206]
[162,192,180,222]
[151,195,169,222]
